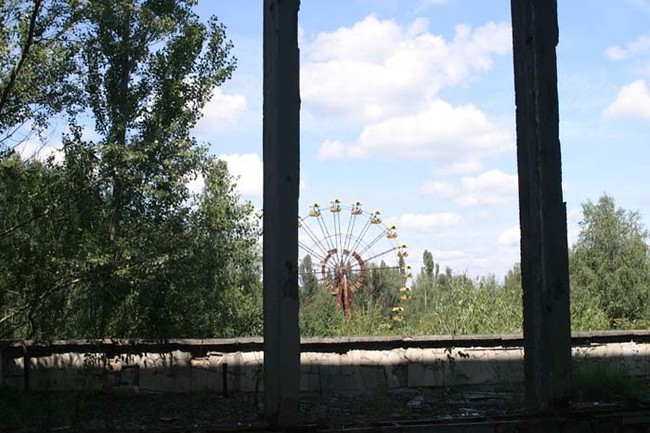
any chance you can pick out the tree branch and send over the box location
[0,0,43,117]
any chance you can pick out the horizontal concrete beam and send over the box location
[3,341,649,393]
[2,330,650,359]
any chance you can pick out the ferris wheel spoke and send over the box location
[332,209,342,266]
[298,240,327,263]
[362,246,400,264]
[356,227,391,257]
[300,218,332,259]
[316,213,336,255]
[343,210,357,257]
[347,215,373,257]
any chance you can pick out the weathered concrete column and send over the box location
[262,0,301,427]
[511,0,571,410]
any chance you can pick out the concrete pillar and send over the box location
[511,0,571,410]
[262,0,301,427]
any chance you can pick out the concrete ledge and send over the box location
[2,331,650,393]
[2,330,650,359]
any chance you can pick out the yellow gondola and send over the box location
[309,203,321,217]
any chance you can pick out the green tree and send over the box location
[0,154,67,338]
[503,262,521,292]
[570,194,650,325]
[0,1,261,340]
[299,254,320,300]
[417,249,439,310]
[356,261,400,311]
[0,0,83,151]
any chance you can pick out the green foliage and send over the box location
[412,272,522,335]
[572,357,644,402]
[0,0,84,148]
[300,289,342,337]
[354,261,401,314]
[299,255,319,299]
[570,194,650,325]
[0,1,261,340]
[414,249,439,311]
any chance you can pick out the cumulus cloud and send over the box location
[187,172,205,195]
[317,140,346,160]
[429,249,467,261]
[194,88,247,136]
[605,34,650,60]
[604,80,650,119]
[318,99,512,165]
[421,169,518,207]
[497,224,520,247]
[301,16,511,123]
[566,207,582,246]
[218,153,263,198]
[421,180,456,198]
[392,212,461,231]
[456,169,518,206]
[436,159,484,175]
[14,139,64,164]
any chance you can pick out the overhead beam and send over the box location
[262,0,301,427]
[511,0,572,410]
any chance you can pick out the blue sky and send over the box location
[18,0,649,279]
[185,0,650,279]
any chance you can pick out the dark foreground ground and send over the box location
[2,385,650,432]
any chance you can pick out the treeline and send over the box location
[300,194,650,337]
[0,1,261,340]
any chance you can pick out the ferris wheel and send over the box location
[298,199,412,320]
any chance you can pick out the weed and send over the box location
[572,357,645,403]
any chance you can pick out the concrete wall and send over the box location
[1,333,649,394]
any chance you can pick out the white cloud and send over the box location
[421,169,518,207]
[429,249,466,261]
[605,46,627,61]
[497,224,520,247]
[566,207,582,247]
[317,140,346,160]
[456,169,518,206]
[14,139,63,164]
[604,80,650,119]
[194,88,247,135]
[393,212,461,231]
[218,153,263,198]
[318,99,512,166]
[435,159,483,175]
[301,16,511,123]
[187,172,205,195]
[421,180,456,198]
[605,34,650,60]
